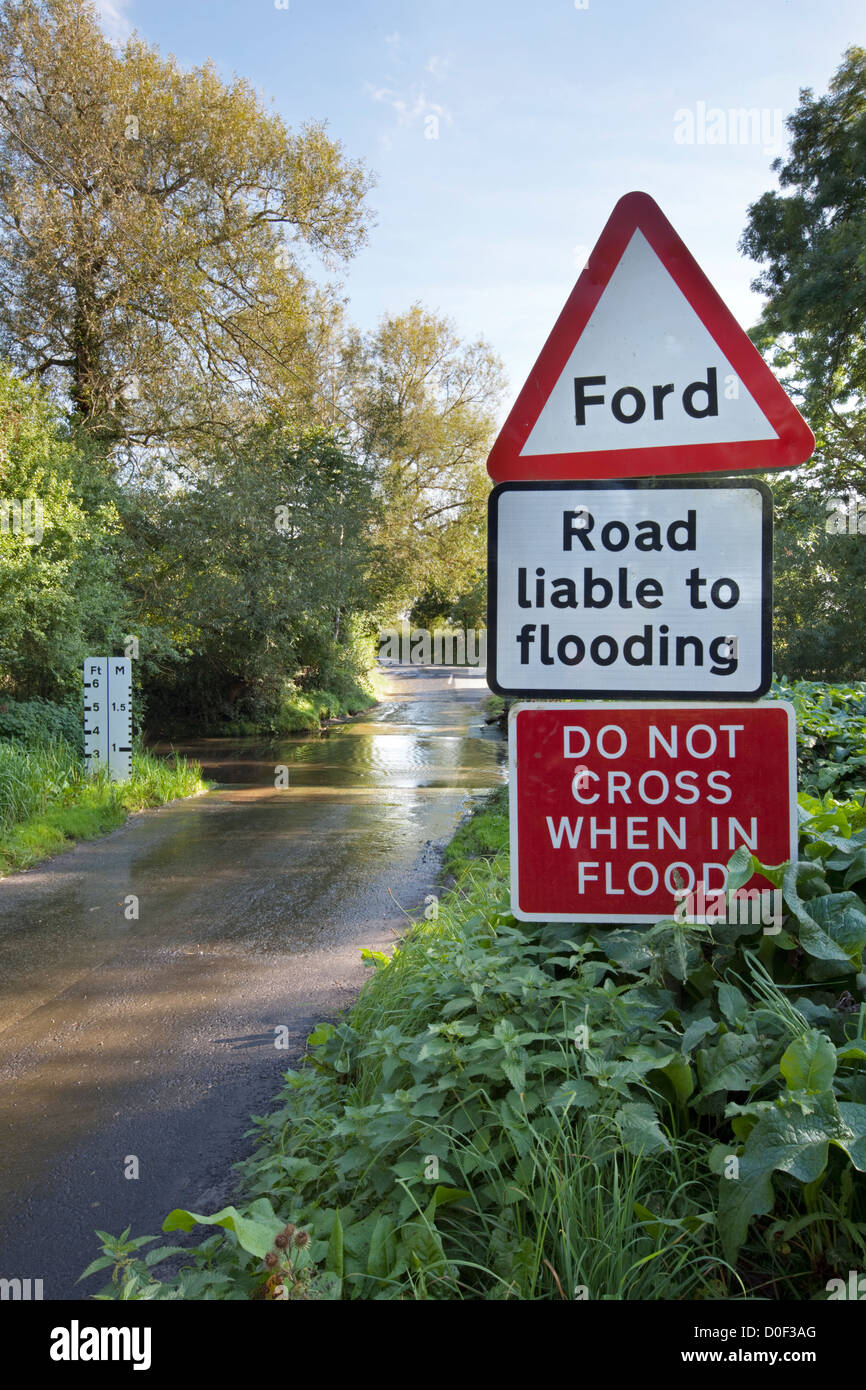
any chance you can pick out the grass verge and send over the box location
[0,739,208,875]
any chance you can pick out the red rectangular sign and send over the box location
[509,702,797,922]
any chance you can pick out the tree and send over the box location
[339,304,505,611]
[0,361,129,700]
[771,473,866,680]
[739,47,866,490]
[126,423,380,726]
[0,0,373,460]
[739,47,866,679]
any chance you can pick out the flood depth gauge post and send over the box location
[486,192,814,923]
[83,657,133,782]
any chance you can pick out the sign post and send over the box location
[487,191,814,924]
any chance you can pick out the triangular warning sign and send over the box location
[486,192,814,481]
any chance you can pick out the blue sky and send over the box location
[97,0,862,420]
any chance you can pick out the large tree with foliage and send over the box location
[339,303,504,612]
[125,423,379,726]
[0,0,373,460]
[739,47,866,679]
[740,46,866,490]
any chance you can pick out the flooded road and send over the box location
[0,665,504,1299]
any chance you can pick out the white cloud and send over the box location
[384,31,401,49]
[424,55,453,79]
[93,0,134,44]
[365,83,452,130]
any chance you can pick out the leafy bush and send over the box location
[771,678,866,802]
[0,364,129,703]
[0,736,85,834]
[0,697,82,750]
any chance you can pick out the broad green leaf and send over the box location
[367,1214,396,1280]
[657,1055,695,1105]
[718,1104,831,1262]
[423,1185,470,1221]
[718,1091,853,1263]
[162,1200,283,1260]
[717,982,749,1028]
[843,848,866,887]
[697,1032,764,1095]
[307,1022,336,1047]
[680,1015,718,1054]
[726,847,787,892]
[780,1030,837,1094]
[782,870,856,966]
[601,929,654,973]
[835,1103,866,1169]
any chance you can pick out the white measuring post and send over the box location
[83,657,132,781]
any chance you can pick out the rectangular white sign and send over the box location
[487,480,771,699]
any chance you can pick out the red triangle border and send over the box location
[486,191,815,482]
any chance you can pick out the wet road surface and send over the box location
[0,665,503,1299]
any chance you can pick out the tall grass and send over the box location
[0,737,84,834]
[426,1107,722,1301]
[0,737,207,872]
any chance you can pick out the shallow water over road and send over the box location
[0,665,503,1299]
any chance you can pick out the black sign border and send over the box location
[487,477,773,700]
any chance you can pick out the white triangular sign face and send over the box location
[521,230,777,457]
[486,192,815,481]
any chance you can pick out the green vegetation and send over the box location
[442,785,509,877]
[81,680,866,1301]
[0,696,82,749]
[742,47,866,680]
[0,738,207,875]
[209,684,376,737]
[775,678,866,801]
[741,47,866,496]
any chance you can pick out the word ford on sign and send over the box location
[572,366,721,428]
